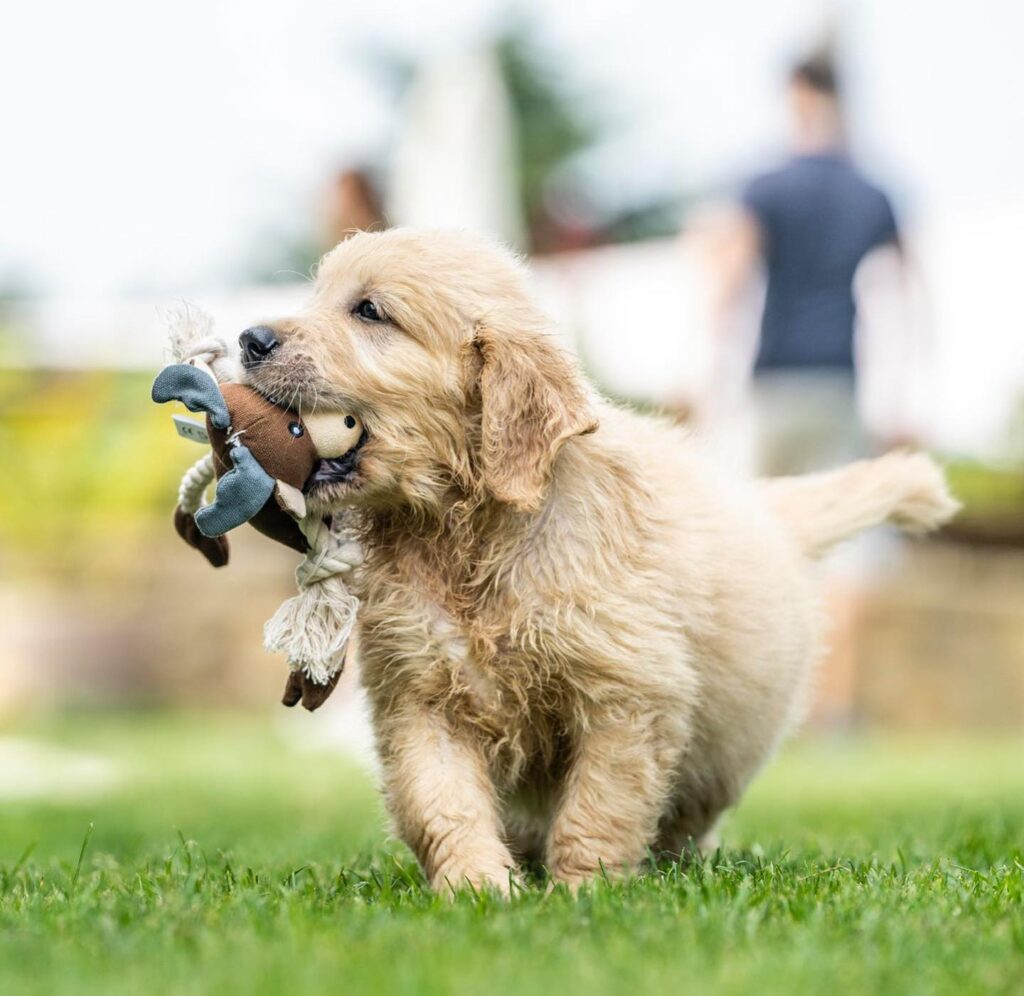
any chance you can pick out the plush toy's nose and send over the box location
[239,326,279,367]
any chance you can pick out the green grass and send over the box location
[0,713,1021,995]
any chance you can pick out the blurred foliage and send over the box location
[941,394,1024,543]
[945,459,1024,513]
[0,369,196,575]
[495,24,600,252]
[597,197,688,244]
[943,457,1024,546]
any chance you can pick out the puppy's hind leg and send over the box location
[654,796,726,861]
[654,761,741,861]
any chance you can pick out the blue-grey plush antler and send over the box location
[151,363,231,430]
[194,445,276,537]
[153,362,274,537]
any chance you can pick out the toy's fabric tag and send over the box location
[173,414,210,444]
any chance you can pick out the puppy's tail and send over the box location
[762,451,959,559]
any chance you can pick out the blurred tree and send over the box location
[494,23,599,253]
[496,19,684,251]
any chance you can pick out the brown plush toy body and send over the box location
[172,383,314,564]
[209,383,318,554]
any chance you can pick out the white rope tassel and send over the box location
[263,514,363,684]
[178,453,217,514]
[166,305,245,384]
[185,336,245,384]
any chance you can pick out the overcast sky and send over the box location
[2,0,1023,297]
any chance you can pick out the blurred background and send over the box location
[2,0,1023,799]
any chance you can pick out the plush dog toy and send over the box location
[152,329,364,710]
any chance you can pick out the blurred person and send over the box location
[699,53,905,475]
[691,53,911,728]
[325,169,385,244]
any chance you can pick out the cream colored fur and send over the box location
[244,228,958,895]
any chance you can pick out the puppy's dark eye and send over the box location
[354,299,382,322]
[288,421,304,438]
[344,415,356,429]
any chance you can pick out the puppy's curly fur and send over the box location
[245,228,958,893]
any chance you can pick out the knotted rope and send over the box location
[178,453,216,514]
[263,514,363,684]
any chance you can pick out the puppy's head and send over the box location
[243,229,597,516]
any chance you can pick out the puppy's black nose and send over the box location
[239,326,279,367]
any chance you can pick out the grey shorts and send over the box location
[750,369,868,477]
[750,369,887,580]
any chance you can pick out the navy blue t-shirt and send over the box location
[742,153,899,372]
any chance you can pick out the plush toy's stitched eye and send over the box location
[288,421,304,437]
[354,299,382,321]
[344,415,356,429]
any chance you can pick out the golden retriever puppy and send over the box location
[241,228,957,894]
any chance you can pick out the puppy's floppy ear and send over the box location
[473,324,597,511]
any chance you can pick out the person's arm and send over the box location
[707,206,762,319]
[672,203,762,422]
[853,193,931,448]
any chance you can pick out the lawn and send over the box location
[0,711,1021,995]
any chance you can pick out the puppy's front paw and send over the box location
[429,849,516,900]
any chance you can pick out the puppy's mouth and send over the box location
[245,372,370,500]
[304,429,369,494]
